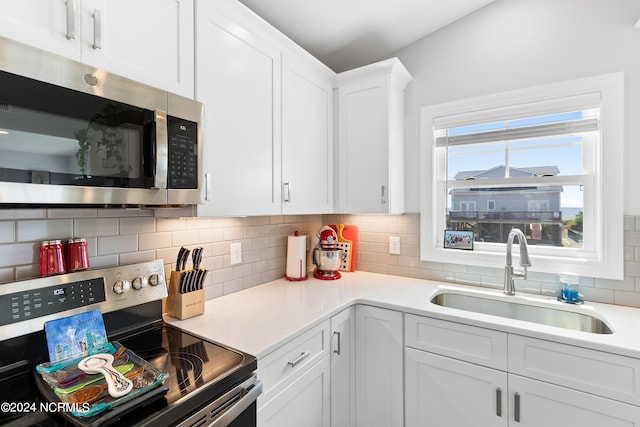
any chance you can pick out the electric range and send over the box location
[0,260,260,427]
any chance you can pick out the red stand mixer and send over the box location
[312,227,344,280]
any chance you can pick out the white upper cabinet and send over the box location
[195,0,282,217]
[195,0,334,217]
[335,58,412,214]
[80,0,194,98]
[0,0,194,98]
[282,55,334,214]
[0,0,80,60]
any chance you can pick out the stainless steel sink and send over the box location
[430,290,613,334]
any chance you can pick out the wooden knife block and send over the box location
[166,269,205,320]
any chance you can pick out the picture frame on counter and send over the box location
[444,230,474,250]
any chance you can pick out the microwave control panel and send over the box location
[167,116,198,189]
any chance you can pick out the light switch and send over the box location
[389,236,401,255]
[230,242,242,265]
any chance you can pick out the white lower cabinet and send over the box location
[509,374,640,426]
[355,305,404,427]
[405,314,640,427]
[330,307,355,427]
[257,321,330,427]
[258,355,331,427]
[405,348,508,427]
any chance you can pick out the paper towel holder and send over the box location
[286,231,308,281]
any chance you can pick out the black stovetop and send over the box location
[0,302,257,427]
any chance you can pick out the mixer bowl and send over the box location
[313,248,343,272]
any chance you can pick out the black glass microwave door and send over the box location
[0,70,155,189]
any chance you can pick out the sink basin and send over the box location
[430,290,613,334]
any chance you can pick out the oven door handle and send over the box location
[210,376,262,427]
[178,375,262,427]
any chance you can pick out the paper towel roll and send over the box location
[285,234,307,281]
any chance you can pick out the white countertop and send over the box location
[164,271,640,360]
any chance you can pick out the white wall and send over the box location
[395,0,640,214]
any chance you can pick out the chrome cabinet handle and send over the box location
[92,9,102,49]
[333,331,341,355]
[283,182,291,202]
[65,0,76,39]
[381,185,387,204]
[496,388,502,417]
[204,173,211,201]
[514,392,521,422]
[287,351,310,367]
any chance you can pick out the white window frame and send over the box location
[487,200,496,211]
[420,72,624,280]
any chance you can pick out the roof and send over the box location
[453,165,560,180]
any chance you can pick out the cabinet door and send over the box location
[195,1,282,216]
[509,374,640,426]
[0,0,80,60]
[331,307,355,427]
[337,77,389,214]
[258,355,330,427]
[80,0,194,97]
[355,305,403,427]
[405,348,508,427]
[281,55,333,214]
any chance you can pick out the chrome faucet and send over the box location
[504,228,532,295]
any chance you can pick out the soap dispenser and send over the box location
[559,272,582,303]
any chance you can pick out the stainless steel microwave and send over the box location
[0,37,203,207]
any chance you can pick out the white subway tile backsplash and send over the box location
[97,235,137,256]
[139,232,172,251]
[120,217,155,235]
[2,209,639,308]
[0,222,14,244]
[119,250,156,265]
[171,229,201,247]
[0,242,39,267]
[17,219,73,242]
[74,218,118,237]
[0,210,45,220]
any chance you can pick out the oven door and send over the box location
[177,376,262,427]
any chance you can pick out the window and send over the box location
[420,73,624,280]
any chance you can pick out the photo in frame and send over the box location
[444,230,474,250]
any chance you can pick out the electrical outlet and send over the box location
[389,236,401,255]
[230,242,242,265]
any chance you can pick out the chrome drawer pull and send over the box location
[287,351,311,367]
[333,331,341,355]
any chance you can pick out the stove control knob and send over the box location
[149,274,161,287]
[132,276,147,290]
[113,279,130,295]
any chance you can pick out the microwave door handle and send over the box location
[153,110,168,190]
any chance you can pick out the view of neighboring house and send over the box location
[449,165,564,245]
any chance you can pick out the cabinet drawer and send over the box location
[509,334,640,405]
[405,314,508,370]
[258,320,329,404]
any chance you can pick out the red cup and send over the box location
[66,238,90,272]
[39,240,66,277]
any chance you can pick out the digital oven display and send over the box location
[0,278,106,327]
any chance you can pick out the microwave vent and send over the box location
[0,101,10,113]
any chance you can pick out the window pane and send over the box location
[447,185,584,248]
[447,136,583,180]
[509,137,583,175]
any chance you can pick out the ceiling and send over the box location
[238,0,495,72]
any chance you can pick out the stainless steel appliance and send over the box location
[0,260,261,426]
[0,37,203,207]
